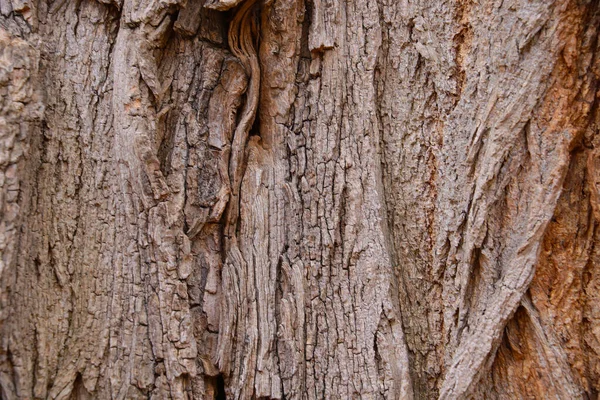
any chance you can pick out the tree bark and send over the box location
[0,0,598,398]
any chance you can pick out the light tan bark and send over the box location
[0,0,599,398]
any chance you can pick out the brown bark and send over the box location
[0,0,599,398]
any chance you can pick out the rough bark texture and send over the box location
[0,0,599,398]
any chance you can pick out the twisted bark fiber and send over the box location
[0,0,599,398]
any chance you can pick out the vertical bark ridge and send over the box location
[0,15,43,400]
[437,1,600,397]
[375,0,463,395]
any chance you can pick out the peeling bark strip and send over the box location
[1,0,600,399]
[222,0,260,242]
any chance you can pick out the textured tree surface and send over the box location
[0,0,599,398]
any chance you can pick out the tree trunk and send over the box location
[0,0,599,398]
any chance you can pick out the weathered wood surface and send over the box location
[0,0,599,398]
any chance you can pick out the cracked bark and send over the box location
[0,0,599,399]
